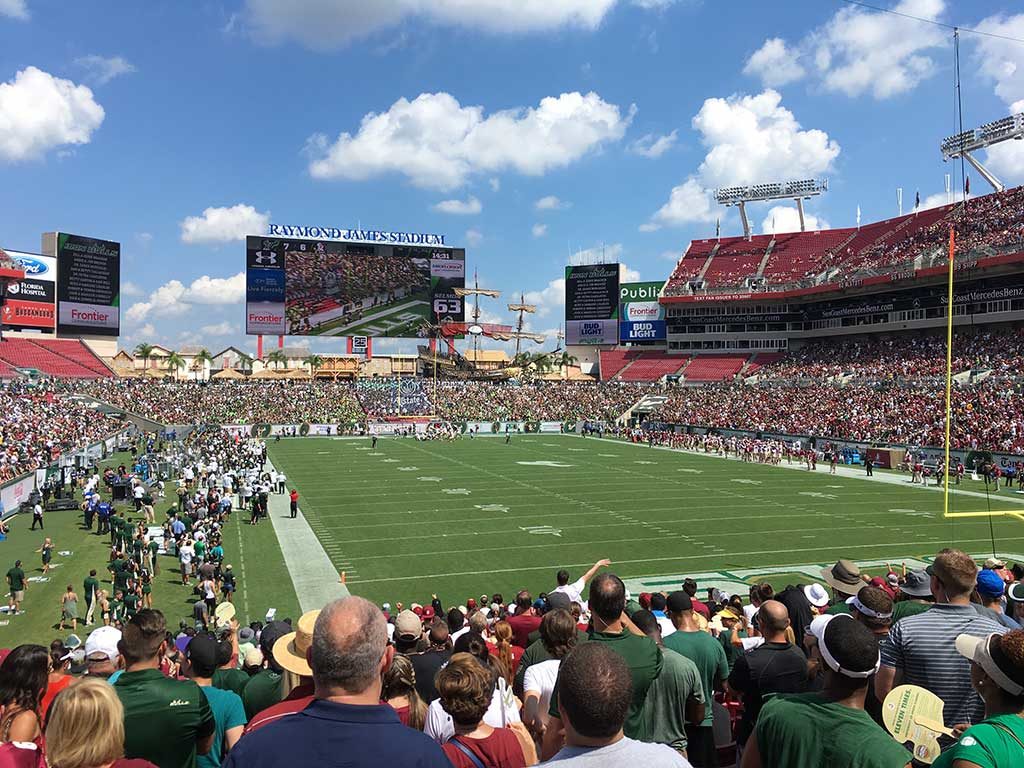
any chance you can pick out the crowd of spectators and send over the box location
[5,544,1024,767]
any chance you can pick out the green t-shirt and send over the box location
[639,647,705,752]
[755,693,911,768]
[115,668,215,768]
[84,576,100,602]
[933,714,1024,768]
[892,600,932,622]
[107,598,123,621]
[242,669,282,720]
[148,540,160,555]
[662,629,728,727]
[212,667,250,698]
[719,629,748,672]
[197,684,247,768]
[110,557,126,576]
[194,540,206,558]
[123,592,140,616]
[6,567,25,591]
[827,601,853,616]
[548,628,663,741]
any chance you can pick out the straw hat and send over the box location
[272,610,320,677]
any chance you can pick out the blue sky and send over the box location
[2,0,1023,355]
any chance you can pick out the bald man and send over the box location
[727,600,809,755]
[224,597,449,768]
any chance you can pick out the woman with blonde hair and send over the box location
[382,654,427,731]
[44,677,156,768]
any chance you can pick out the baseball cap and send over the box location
[984,557,1006,569]
[394,610,423,641]
[186,633,222,672]
[243,647,264,667]
[259,620,292,657]
[545,591,572,612]
[803,584,830,608]
[900,569,932,598]
[84,626,121,662]
[977,569,1006,599]
[1008,582,1024,605]
[420,606,435,621]
[956,633,1024,696]
[666,591,692,613]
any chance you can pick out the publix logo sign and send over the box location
[620,282,662,302]
[15,257,49,276]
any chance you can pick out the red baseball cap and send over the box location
[421,606,435,621]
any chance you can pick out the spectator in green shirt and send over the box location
[933,629,1024,768]
[6,559,26,614]
[114,609,216,768]
[741,615,912,768]
[663,590,728,768]
[84,569,101,625]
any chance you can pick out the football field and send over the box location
[267,435,1024,607]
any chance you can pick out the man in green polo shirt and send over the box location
[241,621,291,719]
[114,609,215,768]
[662,590,728,768]
[6,559,26,614]
[542,574,662,760]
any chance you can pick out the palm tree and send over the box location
[265,349,288,370]
[531,352,554,374]
[194,348,214,382]
[133,342,154,371]
[164,351,186,381]
[304,354,324,376]
[557,351,579,379]
[237,352,253,373]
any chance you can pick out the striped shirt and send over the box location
[880,604,1007,727]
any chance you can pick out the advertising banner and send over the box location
[0,474,34,520]
[565,264,620,322]
[538,421,563,433]
[619,281,666,344]
[566,318,617,345]
[2,251,56,331]
[53,233,120,336]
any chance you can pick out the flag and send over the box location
[965,176,970,196]
[856,205,861,227]
[715,218,720,239]
[915,190,920,209]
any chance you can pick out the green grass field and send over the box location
[267,435,1024,608]
[0,452,300,649]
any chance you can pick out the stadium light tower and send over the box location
[714,179,828,240]
[940,112,1024,194]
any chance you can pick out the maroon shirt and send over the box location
[244,683,315,734]
[506,613,541,649]
[442,730,526,768]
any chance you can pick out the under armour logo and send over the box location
[254,251,278,265]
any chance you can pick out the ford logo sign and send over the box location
[15,257,48,276]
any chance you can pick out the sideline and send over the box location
[264,460,350,612]
[584,434,1024,507]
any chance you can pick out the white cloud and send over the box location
[465,228,483,247]
[745,1,945,100]
[535,195,571,211]
[74,55,136,85]
[524,277,565,317]
[127,272,246,323]
[180,204,270,244]
[307,91,633,190]
[629,129,678,158]
[644,90,838,230]
[660,249,680,261]
[245,0,620,51]
[572,242,624,262]
[917,191,963,210]
[972,13,1024,183]
[122,280,143,297]
[136,323,157,339]
[200,321,239,336]
[0,67,104,162]
[760,205,830,235]
[743,38,805,88]
[489,177,501,191]
[620,263,641,282]
[0,0,28,20]
[647,177,717,228]
[432,195,482,215]
[632,0,677,8]
[532,223,548,238]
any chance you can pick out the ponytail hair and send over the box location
[492,621,515,686]
[382,654,427,731]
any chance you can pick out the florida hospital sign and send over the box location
[267,224,446,246]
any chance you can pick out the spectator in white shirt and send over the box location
[523,609,578,742]
[551,559,612,608]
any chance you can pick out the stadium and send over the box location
[4,3,1024,768]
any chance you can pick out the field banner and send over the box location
[245,235,465,338]
[565,264,619,345]
[619,281,666,344]
[2,251,57,331]
[539,421,563,433]
[47,233,121,337]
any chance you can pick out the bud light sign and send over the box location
[620,320,666,341]
[566,318,616,345]
[619,282,666,344]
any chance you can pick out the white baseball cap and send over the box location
[84,625,121,662]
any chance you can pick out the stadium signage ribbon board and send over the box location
[267,224,445,246]
[51,233,121,337]
[2,250,56,331]
[245,236,465,338]
[565,264,620,345]
[619,281,666,344]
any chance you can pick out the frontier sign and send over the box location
[267,224,446,246]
